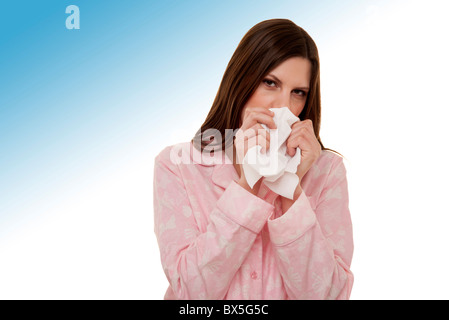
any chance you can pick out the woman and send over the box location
[153,18,354,300]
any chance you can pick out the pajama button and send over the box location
[251,271,258,280]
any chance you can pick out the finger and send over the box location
[236,124,271,158]
[243,106,275,119]
[241,110,277,130]
[246,111,277,130]
[252,124,270,142]
[288,130,312,152]
[290,125,315,144]
[255,134,271,154]
[287,144,297,157]
[292,126,312,140]
[245,127,270,154]
[245,135,261,156]
[258,130,270,154]
[241,107,274,128]
[246,124,271,153]
[286,131,312,157]
[286,141,299,157]
[241,123,265,140]
[292,119,315,136]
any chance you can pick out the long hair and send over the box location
[192,18,338,156]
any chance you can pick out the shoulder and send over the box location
[154,141,216,176]
[308,149,347,186]
[155,141,225,168]
[154,142,189,178]
[153,142,217,192]
[315,149,345,171]
[153,142,196,188]
[154,141,192,167]
[315,150,348,189]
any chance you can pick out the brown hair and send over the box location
[192,18,339,156]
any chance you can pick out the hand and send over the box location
[286,119,322,190]
[234,106,277,195]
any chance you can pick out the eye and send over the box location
[293,89,307,97]
[263,79,276,87]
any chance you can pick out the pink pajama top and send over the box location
[153,141,354,300]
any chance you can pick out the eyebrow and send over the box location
[267,74,309,91]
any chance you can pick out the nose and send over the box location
[272,91,291,110]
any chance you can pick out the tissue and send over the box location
[241,107,302,200]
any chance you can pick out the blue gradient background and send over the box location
[0,0,372,231]
[1,0,449,299]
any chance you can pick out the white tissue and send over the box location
[242,107,302,200]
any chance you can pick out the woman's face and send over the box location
[240,56,312,126]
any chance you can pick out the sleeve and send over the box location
[267,155,354,300]
[153,149,275,300]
